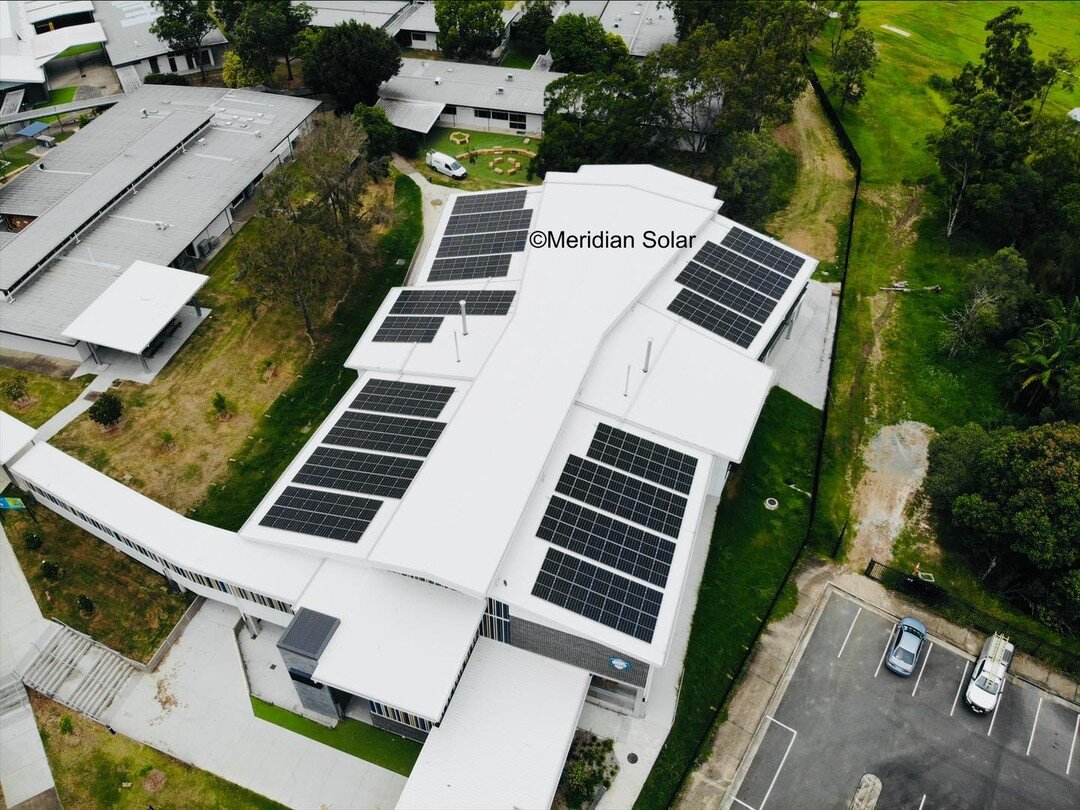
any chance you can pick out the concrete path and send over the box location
[392,154,452,285]
[110,600,407,809]
[0,525,58,807]
[769,279,839,410]
[33,374,113,443]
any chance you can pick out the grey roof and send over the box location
[92,0,227,67]
[1,86,318,342]
[304,0,411,29]
[278,608,340,660]
[380,59,565,116]
[375,97,444,133]
[598,1,677,56]
[397,2,518,35]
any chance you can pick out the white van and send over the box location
[425,150,467,179]
[965,633,1014,714]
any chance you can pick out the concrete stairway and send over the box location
[19,623,136,723]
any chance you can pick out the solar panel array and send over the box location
[667,230,807,349]
[538,496,675,588]
[588,424,698,495]
[450,189,527,215]
[532,549,663,642]
[260,486,382,543]
[443,208,533,237]
[437,230,528,259]
[391,289,516,316]
[428,254,513,283]
[372,316,442,343]
[260,378,454,542]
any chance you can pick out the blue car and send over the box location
[885,617,927,676]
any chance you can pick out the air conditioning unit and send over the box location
[155,221,168,230]
[506,73,514,81]
[496,86,505,94]
[435,76,442,85]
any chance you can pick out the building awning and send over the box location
[0,412,36,467]
[396,639,590,810]
[15,121,49,138]
[375,98,444,134]
[61,261,208,354]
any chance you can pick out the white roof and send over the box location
[296,562,484,721]
[380,59,565,116]
[304,0,410,29]
[92,0,227,67]
[397,2,518,35]
[375,97,444,134]
[61,261,207,353]
[599,0,678,56]
[396,638,589,810]
[0,0,105,85]
[0,411,36,467]
[12,443,320,603]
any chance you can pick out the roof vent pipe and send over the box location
[459,300,468,335]
[140,108,148,118]
[453,330,461,363]
[643,337,653,373]
[506,73,513,81]
[624,364,631,397]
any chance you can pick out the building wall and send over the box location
[0,331,89,363]
[435,106,543,136]
[128,44,228,79]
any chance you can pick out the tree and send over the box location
[546,13,617,74]
[301,21,401,110]
[143,72,189,86]
[1007,298,1080,412]
[975,6,1039,115]
[435,0,504,59]
[40,560,61,581]
[150,0,216,81]
[514,0,554,56]
[1033,47,1078,117]
[88,392,123,426]
[354,104,397,162]
[709,130,796,227]
[1,373,29,402]
[228,3,282,85]
[645,23,725,153]
[666,0,759,41]
[211,0,244,32]
[212,392,230,417]
[926,92,1026,238]
[221,49,267,88]
[278,1,313,81]
[77,594,95,615]
[939,289,1000,359]
[829,27,878,111]
[830,0,861,56]
[961,248,1037,335]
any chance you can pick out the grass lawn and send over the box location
[35,86,78,108]
[411,126,540,191]
[2,491,193,663]
[32,693,284,809]
[56,42,103,58]
[634,388,822,810]
[0,131,73,178]
[251,697,421,776]
[501,43,537,69]
[190,173,422,529]
[0,365,87,428]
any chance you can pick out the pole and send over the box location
[459,300,468,335]
[624,364,630,397]
[453,330,460,362]
[643,338,653,373]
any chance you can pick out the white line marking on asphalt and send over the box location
[917,794,927,810]
[951,661,970,716]
[1026,698,1043,756]
[838,607,862,659]
[987,681,1005,737]
[761,718,797,810]
[732,797,756,810]
[1067,712,1079,776]
[912,642,933,697]
[875,623,897,677]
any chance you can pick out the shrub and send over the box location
[212,392,229,416]
[40,560,61,581]
[88,392,123,426]
[24,531,42,551]
[77,594,94,615]
[58,715,74,735]
[143,72,189,86]
[1,373,29,402]
[222,49,271,88]
[160,430,175,447]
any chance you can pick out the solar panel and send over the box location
[260,486,381,543]
[691,242,793,300]
[428,254,512,282]
[372,316,442,343]
[668,288,760,348]
[532,548,662,642]
[443,208,533,237]
[722,227,805,277]
[437,230,528,259]
[451,189,527,215]
[588,424,698,495]
[350,378,454,418]
[538,496,675,587]
[324,411,446,457]
[390,289,516,316]
[676,262,778,324]
[555,455,686,538]
[294,446,422,498]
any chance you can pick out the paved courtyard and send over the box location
[733,592,1080,810]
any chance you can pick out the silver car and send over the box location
[885,617,927,676]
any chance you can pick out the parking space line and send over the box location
[918,794,927,810]
[837,607,861,658]
[732,798,756,810]
[875,623,897,677]
[951,660,970,716]
[912,642,933,697]
[987,681,1005,737]
[761,718,797,810]
[1067,712,1078,776]
[1025,698,1043,756]
[765,715,796,734]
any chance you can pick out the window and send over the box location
[474,108,490,119]
[411,31,427,43]
[185,52,195,70]
[149,56,160,73]
[167,55,178,72]
[444,105,457,115]
[491,110,509,121]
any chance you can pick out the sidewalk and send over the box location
[33,375,114,443]
[391,154,452,285]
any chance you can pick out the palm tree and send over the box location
[1007,298,1080,410]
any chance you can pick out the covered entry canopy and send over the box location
[61,261,207,354]
[375,98,444,134]
[396,638,590,810]
[14,121,48,138]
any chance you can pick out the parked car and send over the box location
[885,617,927,676]
[964,633,1014,714]
[425,150,467,179]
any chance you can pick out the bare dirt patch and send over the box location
[0,349,79,378]
[849,421,933,569]
[768,88,856,262]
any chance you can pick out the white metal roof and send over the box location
[375,97,444,134]
[12,443,320,603]
[303,0,411,29]
[395,638,589,810]
[1,2,105,85]
[61,261,207,353]
[91,0,227,67]
[380,59,566,116]
[296,562,485,721]
[0,411,35,467]
[599,0,678,56]
[396,2,519,35]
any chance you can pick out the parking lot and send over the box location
[733,592,1080,809]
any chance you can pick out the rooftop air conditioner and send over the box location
[155,221,168,230]
[506,73,513,81]
[496,86,505,94]
[435,76,442,85]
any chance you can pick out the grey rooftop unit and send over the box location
[277,608,340,660]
